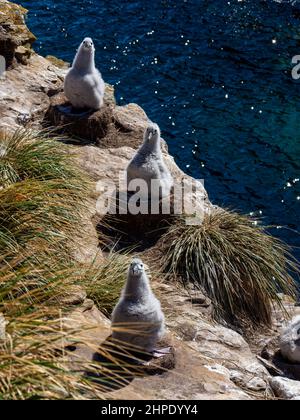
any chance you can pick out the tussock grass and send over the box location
[0,180,81,252]
[0,129,89,254]
[0,306,107,400]
[160,208,298,328]
[0,129,90,310]
[0,129,82,188]
[0,129,107,399]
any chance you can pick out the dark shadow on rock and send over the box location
[98,191,175,253]
[260,337,300,381]
[272,352,300,381]
[188,296,211,307]
[85,336,175,391]
[57,104,95,118]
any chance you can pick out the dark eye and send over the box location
[297,328,300,335]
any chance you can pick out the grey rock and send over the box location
[270,377,300,400]
[280,316,300,364]
[230,370,268,392]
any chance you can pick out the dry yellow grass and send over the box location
[0,129,105,399]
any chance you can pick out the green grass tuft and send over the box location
[0,129,83,188]
[160,208,298,328]
[0,129,90,256]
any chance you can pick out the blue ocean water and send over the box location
[17,0,300,260]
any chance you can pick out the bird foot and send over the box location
[151,347,172,358]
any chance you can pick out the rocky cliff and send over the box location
[0,0,300,400]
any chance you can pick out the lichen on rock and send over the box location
[0,0,36,66]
